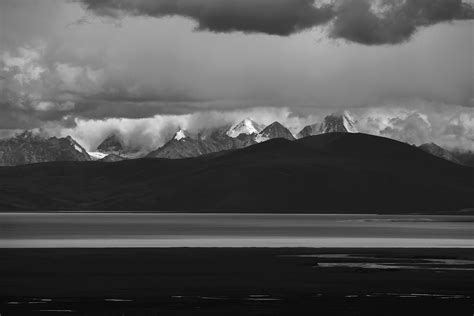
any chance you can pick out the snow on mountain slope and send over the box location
[174,129,187,141]
[88,151,109,160]
[226,119,262,138]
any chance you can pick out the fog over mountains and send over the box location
[1,112,473,167]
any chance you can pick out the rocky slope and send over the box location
[255,122,295,143]
[0,131,90,166]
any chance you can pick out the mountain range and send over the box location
[0,112,472,167]
[84,112,474,167]
[1,133,472,213]
[146,120,295,159]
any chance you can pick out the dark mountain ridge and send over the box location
[0,133,472,214]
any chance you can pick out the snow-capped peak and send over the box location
[174,129,187,141]
[226,118,261,138]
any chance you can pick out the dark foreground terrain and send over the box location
[1,133,473,213]
[1,248,473,315]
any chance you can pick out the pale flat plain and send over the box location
[1,213,472,248]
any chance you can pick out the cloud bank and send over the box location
[78,0,474,44]
[26,102,471,153]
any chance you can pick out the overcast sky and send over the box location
[1,0,473,151]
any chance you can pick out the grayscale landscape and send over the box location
[1,0,473,315]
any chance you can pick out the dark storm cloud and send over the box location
[331,0,474,44]
[72,99,200,120]
[78,0,474,44]
[78,0,335,36]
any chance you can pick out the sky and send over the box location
[0,0,473,152]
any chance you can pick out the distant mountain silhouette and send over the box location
[0,133,472,213]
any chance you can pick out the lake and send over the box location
[0,213,473,248]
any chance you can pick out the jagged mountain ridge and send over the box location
[297,111,357,138]
[147,119,295,159]
[147,125,257,159]
[2,112,473,167]
[147,114,354,160]
[147,120,296,159]
[0,131,91,166]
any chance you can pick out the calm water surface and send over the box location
[0,213,472,248]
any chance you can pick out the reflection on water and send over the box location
[0,213,473,248]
